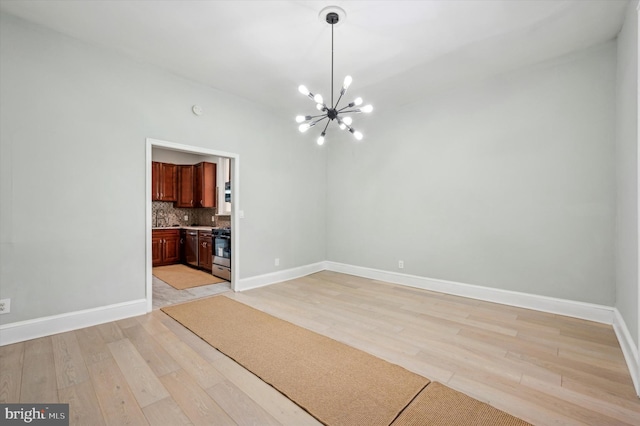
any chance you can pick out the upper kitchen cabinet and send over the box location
[176,165,195,207]
[195,162,216,208]
[151,162,177,201]
[176,162,216,208]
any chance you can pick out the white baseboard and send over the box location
[324,261,615,324]
[0,299,147,346]
[237,261,326,291]
[613,308,640,396]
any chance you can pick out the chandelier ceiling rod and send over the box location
[330,14,334,109]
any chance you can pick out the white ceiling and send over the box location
[0,0,629,119]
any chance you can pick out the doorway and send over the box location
[145,138,240,312]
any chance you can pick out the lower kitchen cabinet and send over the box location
[152,229,181,267]
[198,230,213,272]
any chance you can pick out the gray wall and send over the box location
[0,13,326,324]
[0,7,634,335]
[615,2,639,348]
[327,42,617,305]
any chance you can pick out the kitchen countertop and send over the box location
[152,226,225,231]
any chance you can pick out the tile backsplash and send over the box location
[152,201,218,227]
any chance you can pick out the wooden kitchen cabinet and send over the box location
[176,165,195,208]
[198,230,213,272]
[151,162,177,202]
[195,162,217,208]
[176,162,216,208]
[152,229,180,266]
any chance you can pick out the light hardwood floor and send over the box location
[1,271,639,425]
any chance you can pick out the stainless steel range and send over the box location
[212,228,231,281]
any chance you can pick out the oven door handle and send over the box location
[215,235,231,240]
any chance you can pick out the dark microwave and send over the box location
[224,181,231,202]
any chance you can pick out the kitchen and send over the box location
[151,147,232,306]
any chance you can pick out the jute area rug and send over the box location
[162,296,531,426]
[153,264,226,290]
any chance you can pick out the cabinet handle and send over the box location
[191,200,193,206]
[200,199,203,205]
[160,192,163,199]
[180,238,184,244]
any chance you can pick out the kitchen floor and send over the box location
[152,275,231,310]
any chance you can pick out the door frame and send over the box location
[145,138,240,312]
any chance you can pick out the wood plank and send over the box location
[521,374,640,425]
[116,316,143,330]
[212,355,320,425]
[121,324,181,377]
[75,325,112,365]
[155,311,225,363]
[206,379,280,426]
[52,331,90,389]
[87,357,148,426]
[20,337,58,403]
[96,322,125,343]
[160,368,235,426]
[142,396,192,426]
[152,330,225,389]
[107,338,170,408]
[0,342,24,403]
[58,379,106,426]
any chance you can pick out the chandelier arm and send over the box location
[310,116,329,126]
[337,108,361,113]
[320,120,331,134]
[334,91,345,110]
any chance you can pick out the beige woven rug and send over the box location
[162,295,429,426]
[162,295,531,426]
[153,264,226,290]
[391,382,530,425]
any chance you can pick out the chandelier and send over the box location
[296,7,373,146]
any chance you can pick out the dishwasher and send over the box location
[184,230,199,267]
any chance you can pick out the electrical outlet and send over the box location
[275,258,280,266]
[398,260,404,269]
[0,298,10,314]
[184,215,188,221]
[211,215,215,222]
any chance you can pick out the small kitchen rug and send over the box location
[161,295,430,426]
[153,264,227,290]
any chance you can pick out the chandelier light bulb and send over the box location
[295,115,307,123]
[361,104,373,113]
[339,122,346,130]
[298,85,310,96]
[299,123,311,133]
[316,104,324,111]
[354,97,363,106]
[314,94,324,104]
[317,134,325,145]
[343,116,353,125]
[350,129,363,140]
[343,75,352,89]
